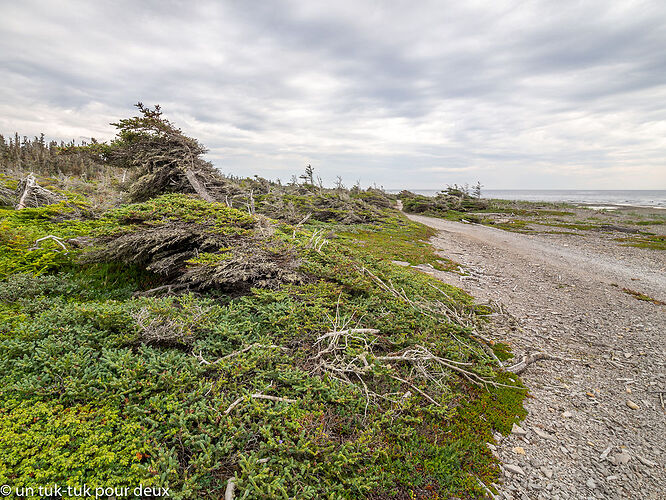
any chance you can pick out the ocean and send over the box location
[386,189,666,208]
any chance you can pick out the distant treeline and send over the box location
[0,133,107,178]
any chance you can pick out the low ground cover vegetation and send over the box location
[0,106,525,499]
[400,193,666,247]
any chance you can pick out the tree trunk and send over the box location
[184,169,215,203]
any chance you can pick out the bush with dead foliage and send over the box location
[401,186,488,215]
[0,186,13,207]
[91,194,303,295]
[254,190,395,224]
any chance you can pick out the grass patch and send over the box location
[337,216,460,272]
[621,287,666,306]
[617,234,666,250]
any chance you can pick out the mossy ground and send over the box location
[0,188,524,499]
[336,218,460,272]
[616,234,666,250]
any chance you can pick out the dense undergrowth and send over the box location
[0,188,527,499]
[0,107,526,498]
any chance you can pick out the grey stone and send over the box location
[636,455,657,467]
[541,467,553,479]
[505,464,526,475]
[512,423,527,436]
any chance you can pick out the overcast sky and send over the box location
[1,0,665,189]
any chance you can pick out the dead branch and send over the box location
[389,374,442,407]
[16,173,64,209]
[306,228,329,253]
[133,283,191,297]
[224,397,244,415]
[224,393,297,415]
[251,393,297,403]
[28,235,68,253]
[310,325,525,414]
[195,343,289,365]
[373,345,520,390]
[295,212,312,228]
[183,168,215,202]
[506,352,566,374]
[224,478,236,500]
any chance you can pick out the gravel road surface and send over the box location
[406,214,665,500]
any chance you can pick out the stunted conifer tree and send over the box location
[90,102,225,202]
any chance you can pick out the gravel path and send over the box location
[405,214,666,500]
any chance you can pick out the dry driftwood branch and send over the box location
[184,168,215,202]
[295,212,312,228]
[224,393,297,415]
[195,343,289,365]
[251,393,297,403]
[306,228,329,252]
[16,173,64,209]
[389,374,442,407]
[224,397,244,415]
[224,478,236,500]
[28,235,68,253]
[133,283,191,297]
[506,352,566,374]
[311,325,525,414]
[373,346,521,390]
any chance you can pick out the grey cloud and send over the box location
[0,0,664,189]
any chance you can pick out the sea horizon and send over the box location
[385,189,666,208]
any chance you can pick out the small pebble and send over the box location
[625,400,640,410]
[611,451,631,465]
[512,423,527,436]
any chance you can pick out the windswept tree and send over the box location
[299,164,314,185]
[473,181,482,199]
[81,103,231,202]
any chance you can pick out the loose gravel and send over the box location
[406,213,665,500]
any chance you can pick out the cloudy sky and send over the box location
[1,0,665,189]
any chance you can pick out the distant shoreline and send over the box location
[575,203,666,211]
[386,189,666,208]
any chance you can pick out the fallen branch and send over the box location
[224,477,236,500]
[133,283,191,297]
[195,343,289,365]
[506,352,566,374]
[28,235,68,253]
[389,374,442,407]
[16,173,64,209]
[374,346,521,390]
[224,393,297,415]
[251,393,297,404]
[224,397,244,415]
